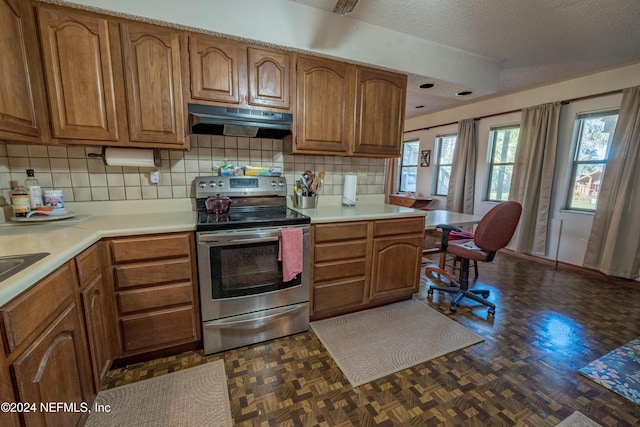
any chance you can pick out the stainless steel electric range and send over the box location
[194,175,311,355]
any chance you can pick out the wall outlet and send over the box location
[150,170,160,184]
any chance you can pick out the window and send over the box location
[487,126,519,201]
[399,140,419,192]
[435,134,456,195]
[567,110,618,211]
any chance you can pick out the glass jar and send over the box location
[11,185,31,217]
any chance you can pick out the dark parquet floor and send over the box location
[103,252,640,426]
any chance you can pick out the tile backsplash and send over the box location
[0,136,385,207]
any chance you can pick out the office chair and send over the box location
[427,201,522,315]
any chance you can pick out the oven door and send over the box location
[197,225,310,321]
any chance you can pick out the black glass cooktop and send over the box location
[196,206,310,232]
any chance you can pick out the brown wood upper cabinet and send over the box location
[189,34,244,105]
[285,56,407,157]
[353,67,407,157]
[188,34,292,112]
[35,4,187,149]
[289,55,354,154]
[120,21,186,145]
[0,0,49,143]
[37,6,119,141]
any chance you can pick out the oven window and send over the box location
[209,241,301,298]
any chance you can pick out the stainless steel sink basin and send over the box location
[0,253,50,283]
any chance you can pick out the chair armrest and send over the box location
[435,224,462,251]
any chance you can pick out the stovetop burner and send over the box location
[195,176,310,231]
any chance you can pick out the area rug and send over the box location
[85,360,232,427]
[555,411,602,427]
[310,298,484,387]
[578,337,640,405]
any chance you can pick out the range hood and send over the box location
[188,104,292,139]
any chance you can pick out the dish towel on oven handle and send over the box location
[278,227,303,282]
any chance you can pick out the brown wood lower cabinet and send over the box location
[107,232,200,360]
[0,261,94,427]
[310,217,424,320]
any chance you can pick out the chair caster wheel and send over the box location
[450,303,457,313]
[427,288,434,296]
[488,308,495,316]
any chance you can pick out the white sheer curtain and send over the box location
[445,119,476,214]
[509,102,561,256]
[584,86,640,279]
[384,158,398,204]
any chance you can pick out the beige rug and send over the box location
[85,360,232,427]
[311,298,484,387]
[556,411,602,427]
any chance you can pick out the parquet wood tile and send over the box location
[102,252,640,426]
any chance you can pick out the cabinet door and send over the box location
[247,47,291,110]
[120,21,186,145]
[189,34,245,104]
[12,304,91,427]
[1,340,19,427]
[352,67,406,157]
[37,6,119,141]
[370,235,422,301]
[0,0,48,142]
[81,273,112,394]
[294,55,354,154]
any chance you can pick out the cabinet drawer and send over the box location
[75,243,102,285]
[314,222,368,243]
[373,217,424,237]
[110,234,191,263]
[1,262,75,353]
[120,307,197,352]
[118,282,194,314]
[314,259,366,282]
[114,259,193,289]
[315,240,366,263]
[313,278,366,313]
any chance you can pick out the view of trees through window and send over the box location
[399,141,419,192]
[487,126,519,201]
[567,111,618,211]
[435,134,456,195]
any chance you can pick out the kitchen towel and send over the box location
[102,147,161,168]
[278,227,303,282]
[342,174,357,206]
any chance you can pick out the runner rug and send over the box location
[579,336,640,405]
[85,359,232,427]
[310,298,484,387]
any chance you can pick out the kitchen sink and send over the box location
[0,253,50,283]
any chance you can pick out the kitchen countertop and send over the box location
[0,198,425,307]
[0,210,196,306]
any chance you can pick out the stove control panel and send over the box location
[195,175,287,198]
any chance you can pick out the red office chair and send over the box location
[427,201,522,315]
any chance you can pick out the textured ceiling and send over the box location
[291,0,640,118]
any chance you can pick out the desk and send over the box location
[388,194,433,209]
[424,210,483,230]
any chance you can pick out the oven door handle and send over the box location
[198,235,280,245]
[203,302,308,329]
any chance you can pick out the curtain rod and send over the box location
[403,88,624,133]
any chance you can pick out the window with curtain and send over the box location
[486,125,519,201]
[567,110,619,211]
[435,134,456,195]
[398,140,419,192]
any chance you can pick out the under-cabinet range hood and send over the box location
[188,104,292,139]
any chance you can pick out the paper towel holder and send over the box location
[88,147,162,168]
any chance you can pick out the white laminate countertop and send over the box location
[289,203,427,223]
[0,199,425,307]
[0,211,196,306]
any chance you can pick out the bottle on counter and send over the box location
[11,185,31,217]
[25,169,43,209]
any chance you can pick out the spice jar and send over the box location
[11,185,31,217]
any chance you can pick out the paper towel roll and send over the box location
[342,174,357,206]
[100,147,161,168]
